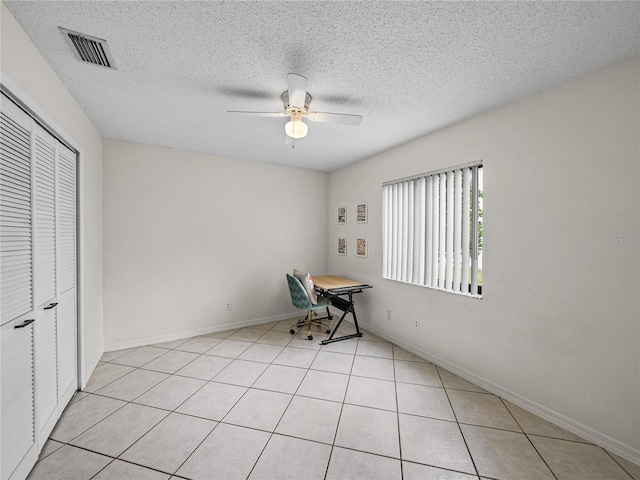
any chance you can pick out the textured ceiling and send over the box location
[4,1,640,172]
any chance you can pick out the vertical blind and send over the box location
[382,163,482,296]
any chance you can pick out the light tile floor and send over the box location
[28,319,640,480]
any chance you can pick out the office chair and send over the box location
[286,274,332,340]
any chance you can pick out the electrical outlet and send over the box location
[225,302,232,311]
[413,318,420,330]
[386,309,392,321]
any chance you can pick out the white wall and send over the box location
[328,55,640,461]
[1,3,104,384]
[103,140,328,348]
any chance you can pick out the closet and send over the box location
[1,92,78,480]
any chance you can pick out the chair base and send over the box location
[289,309,332,340]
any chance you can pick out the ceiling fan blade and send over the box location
[287,73,308,108]
[306,111,362,126]
[227,111,286,118]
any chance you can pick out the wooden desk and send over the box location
[313,275,372,344]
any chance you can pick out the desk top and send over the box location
[313,275,368,291]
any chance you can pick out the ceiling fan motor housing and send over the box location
[281,91,312,118]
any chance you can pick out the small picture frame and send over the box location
[356,238,368,257]
[356,203,368,223]
[337,237,347,255]
[338,206,347,224]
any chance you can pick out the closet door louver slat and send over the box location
[0,107,33,325]
[57,145,75,293]
[33,126,56,307]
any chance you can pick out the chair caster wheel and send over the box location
[290,329,295,335]
[308,335,313,340]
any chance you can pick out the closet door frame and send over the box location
[1,80,85,395]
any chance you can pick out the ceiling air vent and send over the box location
[59,27,116,69]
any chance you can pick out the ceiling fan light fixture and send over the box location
[228,73,362,142]
[285,119,308,139]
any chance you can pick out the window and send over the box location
[382,162,483,297]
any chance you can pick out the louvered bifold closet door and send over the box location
[33,125,59,439]
[1,92,79,479]
[1,97,33,326]
[0,94,38,480]
[56,143,77,403]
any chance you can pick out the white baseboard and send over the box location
[103,310,301,352]
[360,321,640,467]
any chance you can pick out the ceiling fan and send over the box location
[227,74,362,141]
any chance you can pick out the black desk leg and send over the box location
[320,292,363,345]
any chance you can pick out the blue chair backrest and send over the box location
[286,274,313,310]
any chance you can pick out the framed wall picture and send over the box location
[338,237,347,255]
[338,206,347,224]
[356,203,368,223]
[356,238,368,257]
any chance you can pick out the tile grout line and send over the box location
[64,328,252,478]
[48,392,130,449]
[45,320,615,480]
[602,449,637,480]
[324,332,360,480]
[90,455,178,479]
[82,363,136,393]
[436,365,481,479]
[499,396,559,480]
[87,457,115,480]
[102,379,172,469]
[241,321,326,480]
[392,346,405,479]
[39,323,295,479]
[114,356,221,478]
[84,356,536,471]
[48,441,176,479]
[167,323,289,479]
[391,355,487,480]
